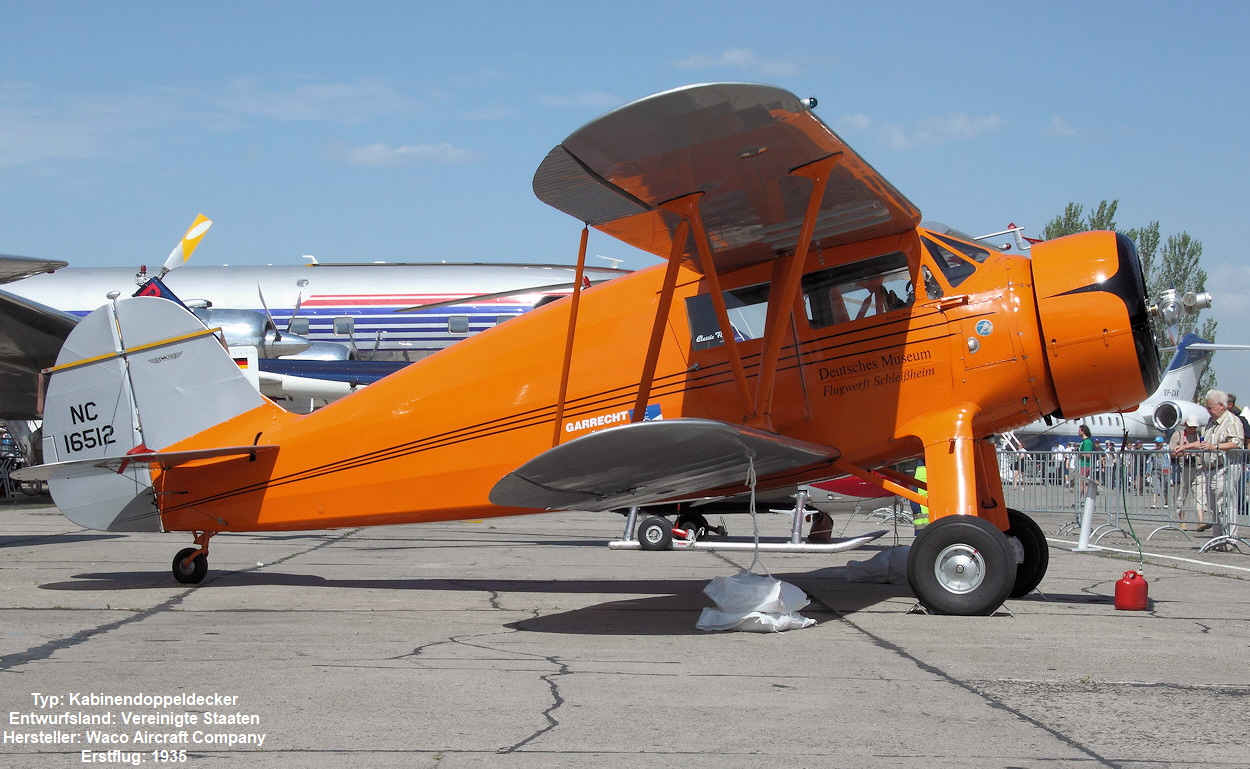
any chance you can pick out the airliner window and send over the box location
[289,318,310,335]
[921,238,976,288]
[686,283,770,350]
[801,251,913,329]
[333,317,354,335]
[448,315,470,335]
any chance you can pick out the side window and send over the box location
[288,318,310,335]
[333,316,354,335]
[921,238,976,288]
[931,233,991,264]
[448,315,470,335]
[685,283,770,350]
[801,251,913,330]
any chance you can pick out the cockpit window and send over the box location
[801,251,913,329]
[686,282,770,350]
[930,232,991,264]
[921,237,976,288]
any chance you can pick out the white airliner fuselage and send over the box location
[8,261,631,362]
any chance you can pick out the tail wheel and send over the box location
[1005,508,1049,598]
[637,517,673,551]
[172,547,208,584]
[907,515,1016,616]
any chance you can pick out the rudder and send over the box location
[40,296,278,531]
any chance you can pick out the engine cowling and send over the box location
[1030,231,1160,419]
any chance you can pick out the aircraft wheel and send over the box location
[1005,508,1049,598]
[676,513,709,540]
[907,515,1016,616]
[172,547,208,584]
[18,479,45,496]
[637,517,673,551]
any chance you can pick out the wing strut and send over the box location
[626,155,843,431]
[665,194,754,420]
[751,154,841,429]
[552,226,590,445]
[631,217,689,422]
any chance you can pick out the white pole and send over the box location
[1073,486,1100,552]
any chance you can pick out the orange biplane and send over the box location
[18,83,1160,615]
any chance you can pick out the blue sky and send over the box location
[3,1,1249,391]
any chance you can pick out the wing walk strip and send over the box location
[44,326,226,374]
[160,314,962,513]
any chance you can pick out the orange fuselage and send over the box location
[157,227,1151,535]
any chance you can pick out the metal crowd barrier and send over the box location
[996,448,1250,553]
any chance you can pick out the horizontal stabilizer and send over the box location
[489,418,838,512]
[13,445,279,482]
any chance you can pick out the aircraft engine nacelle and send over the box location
[1030,231,1160,419]
[1153,399,1207,432]
[191,308,312,358]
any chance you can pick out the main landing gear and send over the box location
[172,532,214,584]
[906,509,1048,615]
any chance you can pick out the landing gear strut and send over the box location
[172,531,214,584]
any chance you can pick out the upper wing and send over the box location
[0,255,74,418]
[0,253,68,284]
[533,82,921,274]
[0,293,79,420]
[489,418,838,512]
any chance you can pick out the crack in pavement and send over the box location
[796,583,1126,769]
[2,529,359,672]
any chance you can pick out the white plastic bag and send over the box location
[696,572,816,632]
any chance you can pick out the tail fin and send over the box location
[1155,334,1211,402]
[38,296,279,531]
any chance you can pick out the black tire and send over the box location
[676,513,709,541]
[18,479,44,496]
[637,517,673,551]
[1005,508,1049,598]
[907,515,1016,616]
[172,547,208,584]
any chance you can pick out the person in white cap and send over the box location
[1169,413,1206,530]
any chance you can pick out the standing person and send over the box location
[1053,441,1069,486]
[1077,425,1095,500]
[1169,416,1203,528]
[1178,390,1244,535]
[1150,436,1169,509]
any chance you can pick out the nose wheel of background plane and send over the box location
[907,515,1017,615]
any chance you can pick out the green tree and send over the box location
[1042,201,1217,393]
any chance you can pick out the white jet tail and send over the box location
[29,296,283,531]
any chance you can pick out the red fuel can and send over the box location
[1114,570,1149,611]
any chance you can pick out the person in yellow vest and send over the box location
[910,462,929,529]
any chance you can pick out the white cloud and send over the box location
[672,47,800,78]
[833,113,873,135]
[0,82,201,169]
[835,111,1003,150]
[1208,263,1250,314]
[1042,115,1078,137]
[536,91,621,108]
[213,76,413,124]
[334,141,481,167]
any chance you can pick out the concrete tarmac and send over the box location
[3,496,1249,768]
